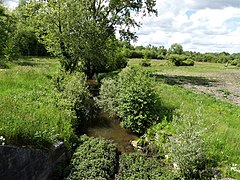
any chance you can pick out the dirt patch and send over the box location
[156,70,240,106]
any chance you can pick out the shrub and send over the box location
[116,153,164,179]
[167,111,213,179]
[52,71,91,126]
[128,50,144,58]
[66,135,117,180]
[139,58,151,67]
[182,59,194,66]
[96,78,119,117]
[230,60,238,66]
[97,67,162,134]
[168,54,194,66]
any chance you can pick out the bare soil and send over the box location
[156,70,240,106]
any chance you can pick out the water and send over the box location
[86,111,138,153]
[86,79,138,153]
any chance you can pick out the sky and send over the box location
[4,0,240,53]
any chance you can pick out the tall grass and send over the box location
[0,57,76,149]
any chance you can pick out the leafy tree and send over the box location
[168,43,183,55]
[28,0,157,78]
[0,4,14,57]
[4,0,48,59]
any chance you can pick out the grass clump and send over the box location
[66,135,117,180]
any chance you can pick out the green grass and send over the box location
[129,59,240,178]
[129,58,240,74]
[0,57,76,149]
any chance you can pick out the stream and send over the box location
[86,111,138,153]
[86,80,138,153]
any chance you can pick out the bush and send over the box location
[97,67,162,134]
[128,50,144,58]
[168,54,194,66]
[116,153,164,179]
[167,112,213,179]
[139,58,151,67]
[52,71,91,126]
[66,135,117,180]
[230,60,238,66]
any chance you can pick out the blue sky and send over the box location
[4,0,240,53]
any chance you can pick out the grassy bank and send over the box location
[0,57,76,149]
[129,59,240,178]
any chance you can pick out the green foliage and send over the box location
[0,5,15,57]
[116,153,164,179]
[168,54,194,66]
[168,43,183,55]
[66,135,117,180]
[96,70,120,83]
[137,118,174,155]
[97,67,162,134]
[167,111,213,179]
[28,0,156,77]
[230,59,239,66]
[52,71,91,126]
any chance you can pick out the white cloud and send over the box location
[134,0,240,53]
[3,0,240,53]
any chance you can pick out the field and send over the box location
[130,59,240,177]
[1,57,240,178]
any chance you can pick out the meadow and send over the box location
[1,57,240,178]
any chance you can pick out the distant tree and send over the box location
[4,0,48,59]
[28,0,157,78]
[0,5,14,57]
[168,43,183,55]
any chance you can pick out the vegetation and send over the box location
[0,57,77,149]
[25,0,156,78]
[66,135,117,180]
[122,43,240,67]
[1,0,240,179]
[52,71,91,128]
[167,111,213,179]
[168,54,194,66]
[116,153,165,179]
[97,67,162,134]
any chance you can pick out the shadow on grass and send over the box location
[15,61,40,67]
[154,74,219,87]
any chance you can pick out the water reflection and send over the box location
[86,112,138,153]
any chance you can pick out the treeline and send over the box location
[122,43,240,66]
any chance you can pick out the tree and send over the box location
[4,0,48,59]
[168,43,183,55]
[0,4,13,57]
[28,0,157,78]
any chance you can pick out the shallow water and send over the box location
[86,112,138,153]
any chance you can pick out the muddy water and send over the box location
[86,111,138,153]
